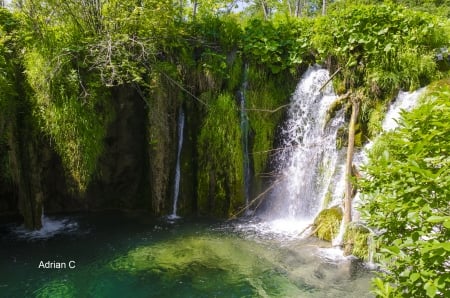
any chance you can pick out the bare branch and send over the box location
[245,103,290,113]
[319,66,342,92]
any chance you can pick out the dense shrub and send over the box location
[360,80,450,297]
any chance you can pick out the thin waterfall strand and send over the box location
[170,108,185,218]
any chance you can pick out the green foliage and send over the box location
[24,49,112,192]
[313,4,448,96]
[243,18,313,74]
[360,80,450,297]
[0,8,19,111]
[198,93,245,217]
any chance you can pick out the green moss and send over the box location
[325,97,345,125]
[35,280,76,298]
[321,190,333,209]
[24,49,113,192]
[354,131,362,148]
[313,206,343,242]
[197,93,245,217]
[365,101,385,138]
[226,54,243,93]
[247,66,297,177]
[343,223,371,261]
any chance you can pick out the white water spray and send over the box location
[260,66,346,234]
[382,88,425,131]
[12,208,78,240]
[169,108,185,219]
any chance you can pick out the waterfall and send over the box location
[262,66,346,230]
[239,64,251,214]
[169,108,185,219]
[382,88,425,131]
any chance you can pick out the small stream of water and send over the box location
[169,108,185,219]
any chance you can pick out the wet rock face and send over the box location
[147,77,179,215]
[86,85,149,210]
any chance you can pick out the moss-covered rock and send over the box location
[312,206,343,242]
[197,93,245,217]
[343,222,370,261]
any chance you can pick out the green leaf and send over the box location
[384,43,393,52]
[427,216,450,223]
[410,272,420,283]
[424,281,437,297]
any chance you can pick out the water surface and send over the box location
[0,212,373,297]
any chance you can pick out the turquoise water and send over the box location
[0,212,373,297]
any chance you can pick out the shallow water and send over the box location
[0,212,373,297]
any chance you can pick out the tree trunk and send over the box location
[286,0,292,16]
[322,0,326,15]
[344,96,359,225]
[261,1,269,20]
[193,0,198,20]
[295,0,303,17]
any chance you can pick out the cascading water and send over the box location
[260,65,346,234]
[382,88,425,131]
[169,108,185,219]
[239,64,251,214]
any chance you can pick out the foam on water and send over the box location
[233,218,312,241]
[12,215,79,240]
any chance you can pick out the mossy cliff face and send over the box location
[197,93,245,217]
[86,85,149,210]
[7,114,43,230]
[246,67,299,185]
[147,74,181,215]
[0,35,301,224]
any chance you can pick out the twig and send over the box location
[245,104,290,113]
[306,225,321,238]
[151,65,208,107]
[230,175,286,219]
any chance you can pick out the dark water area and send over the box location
[0,212,373,297]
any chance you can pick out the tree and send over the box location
[344,93,360,224]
